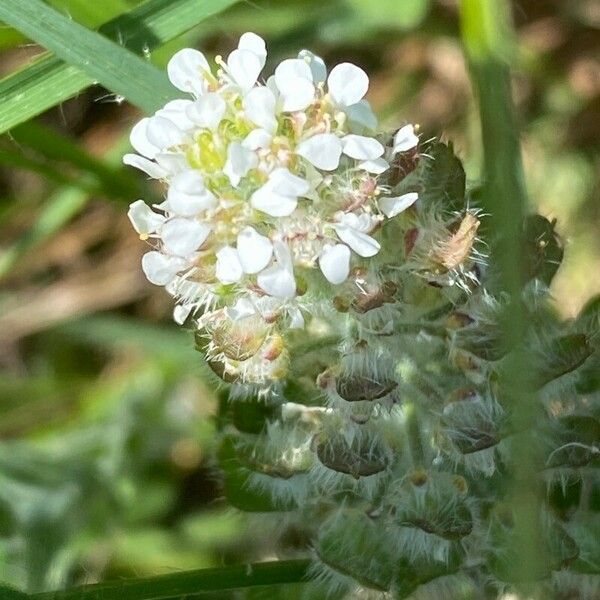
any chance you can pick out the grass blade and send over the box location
[0,0,238,133]
[0,0,176,114]
[31,559,310,600]
[8,122,140,201]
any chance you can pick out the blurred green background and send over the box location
[0,0,598,592]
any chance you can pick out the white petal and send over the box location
[358,157,389,174]
[243,86,277,133]
[296,133,342,171]
[393,124,419,153]
[275,58,313,89]
[334,223,380,257]
[130,118,159,159]
[272,240,294,271]
[345,100,378,132]
[279,77,315,112]
[170,169,205,194]
[142,251,186,286]
[379,192,419,218]
[268,168,310,197]
[257,264,296,298]
[167,48,210,95]
[146,116,186,150]
[167,170,216,215]
[238,32,267,66]
[128,200,164,235]
[224,142,258,187]
[328,63,369,107]
[337,211,377,233]
[237,227,273,273]
[342,134,384,160]
[227,48,263,92]
[251,186,297,216]
[173,304,193,325]
[242,128,272,150]
[123,154,167,179]
[186,93,226,130]
[319,244,351,284]
[215,246,243,284]
[157,99,195,131]
[298,49,326,83]
[274,58,315,112]
[162,218,211,256]
[155,152,188,175]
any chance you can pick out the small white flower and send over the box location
[125,31,420,353]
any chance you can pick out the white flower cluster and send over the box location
[125,33,418,380]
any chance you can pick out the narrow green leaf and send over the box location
[0,0,239,133]
[47,0,131,28]
[0,0,176,114]
[0,147,94,190]
[31,560,310,600]
[9,122,140,200]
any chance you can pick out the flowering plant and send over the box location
[124,33,599,600]
[126,33,423,385]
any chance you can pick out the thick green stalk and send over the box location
[460,0,545,592]
[31,559,311,600]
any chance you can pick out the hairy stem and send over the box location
[460,0,545,592]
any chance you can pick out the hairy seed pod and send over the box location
[212,316,269,361]
[336,373,398,402]
[314,432,390,478]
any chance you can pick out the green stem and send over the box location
[31,559,311,600]
[460,0,545,592]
